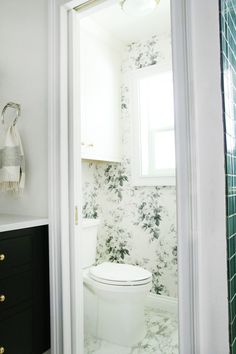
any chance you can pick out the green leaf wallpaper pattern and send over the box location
[82,34,178,297]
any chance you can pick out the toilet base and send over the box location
[84,283,149,347]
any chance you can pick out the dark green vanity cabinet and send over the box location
[0,225,50,354]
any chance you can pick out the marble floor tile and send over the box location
[84,307,179,354]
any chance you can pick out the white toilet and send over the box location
[82,219,152,347]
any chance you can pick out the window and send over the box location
[131,64,176,186]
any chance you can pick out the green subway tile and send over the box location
[230,275,236,301]
[227,223,231,239]
[233,157,236,173]
[227,218,234,237]
[232,7,236,18]
[228,235,236,258]
[233,215,236,229]
[231,294,236,320]
[229,15,236,36]
[233,275,236,298]
[229,48,235,69]
[223,37,229,56]
[228,200,232,216]
[227,154,233,168]
[220,2,236,351]
[233,200,236,214]
[228,176,233,193]
[227,218,232,237]
[231,339,236,354]
[229,276,236,298]
[228,196,234,214]
[229,28,236,48]
[232,197,236,214]
[231,318,236,343]
[230,255,236,277]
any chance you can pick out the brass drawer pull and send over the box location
[0,347,5,353]
[0,295,5,303]
[0,254,5,261]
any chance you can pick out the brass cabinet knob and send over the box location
[88,143,94,147]
[0,347,5,353]
[0,254,5,261]
[0,295,5,303]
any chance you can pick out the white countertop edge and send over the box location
[0,216,49,233]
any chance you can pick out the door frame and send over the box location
[48,0,200,353]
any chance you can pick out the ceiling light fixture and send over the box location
[120,0,160,17]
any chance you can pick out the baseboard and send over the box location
[43,350,51,354]
[146,293,178,316]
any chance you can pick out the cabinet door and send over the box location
[0,226,50,354]
[0,271,32,312]
[80,24,121,162]
[0,233,32,276]
[0,307,33,354]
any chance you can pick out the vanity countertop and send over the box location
[0,214,49,232]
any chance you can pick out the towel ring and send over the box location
[1,102,21,126]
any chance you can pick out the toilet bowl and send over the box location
[83,262,152,347]
[82,219,152,347]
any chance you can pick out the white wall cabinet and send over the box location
[79,20,121,162]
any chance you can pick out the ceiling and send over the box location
[79,1,171,44]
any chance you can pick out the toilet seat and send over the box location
[89,262,152,286]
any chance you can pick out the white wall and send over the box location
[0,0,48,217]
[189,0,229,353]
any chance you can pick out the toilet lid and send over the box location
[89,262,152,286]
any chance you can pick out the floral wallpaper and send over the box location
[82,34,178,297]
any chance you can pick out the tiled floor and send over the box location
[84,307,179,354]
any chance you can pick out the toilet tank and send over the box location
[82,218,100,269]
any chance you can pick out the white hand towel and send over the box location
[0,124,25,193]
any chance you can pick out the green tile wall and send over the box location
[220,0,236,352]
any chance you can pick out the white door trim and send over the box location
[48,0,200,353]
[171,0,199,352]
[48,1,64,353]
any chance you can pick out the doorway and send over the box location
[58,0,197,353]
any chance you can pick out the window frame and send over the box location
[130,63,176,186]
